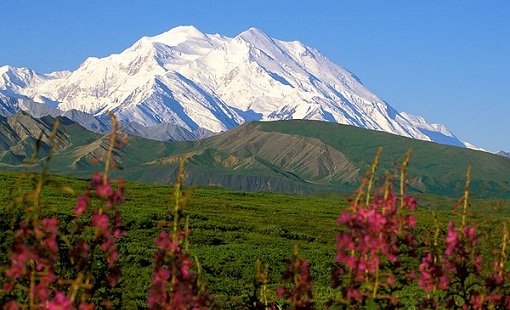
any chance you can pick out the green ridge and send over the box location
[1,113,510,198]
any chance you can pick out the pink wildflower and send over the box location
[47,292,72,310]
[74,195,88,216]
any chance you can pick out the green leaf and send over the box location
[367,298,376,310]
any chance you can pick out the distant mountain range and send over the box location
[2,112,509,198]
[0,25,474,148]
[497,151,510,158]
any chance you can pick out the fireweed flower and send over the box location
[333,181,418,306]
[1,114,126,308]
[68,173,125,305]
[417,221,485,308]
[2,172,125,308]
[474,226,510,308]
[277,247,314,309]
[415,167,510,308]
[415,178,506,309]
[148,229,212,309]
[68,173,126,300]
[148,162,212,309]
[47,291,73,310]
[3,214,60,307]
[417,252,449,292]
[74,194,89,216]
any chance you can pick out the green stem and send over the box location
[461,166,472,229]
[365,147,383,206]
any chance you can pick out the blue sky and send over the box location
[1,1,509,151]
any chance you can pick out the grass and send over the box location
[0,170,509,308]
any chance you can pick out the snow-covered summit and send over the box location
[150,25,209,46]
[0,26,467,146]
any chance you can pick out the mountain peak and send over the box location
[0,26,471,149]
[244,27,267,35]
[166,25,203,36]
[0,65,11,74]
[0,65,28,76]
[150,25,207,46]
[237,27,271,42]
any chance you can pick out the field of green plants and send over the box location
[0,165,509,309]
[0,122,509,309]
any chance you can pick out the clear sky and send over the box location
[1,1,509,151]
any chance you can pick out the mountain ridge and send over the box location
[0,25,472,148]
[497,151,510,158]
[1,112,509,198]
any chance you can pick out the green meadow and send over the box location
[0,171,508,308]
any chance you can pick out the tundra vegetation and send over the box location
[0,118,509,309]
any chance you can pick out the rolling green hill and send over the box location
[1,112,510,198]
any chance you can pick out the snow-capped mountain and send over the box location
[0,25,469,146]
[496,151,510,158]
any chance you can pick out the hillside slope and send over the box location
[1,114,508,197]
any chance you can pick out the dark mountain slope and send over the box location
[1,114,509,198]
